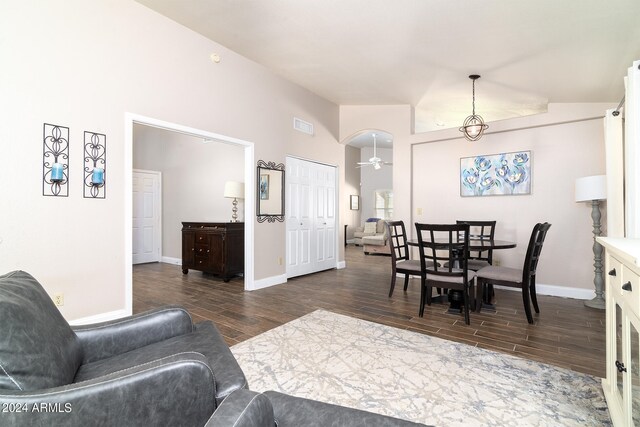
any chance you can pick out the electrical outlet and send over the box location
[417,207,423,216]
[494,259,501,267]
[278,257,283,265]
[54,293,64,307]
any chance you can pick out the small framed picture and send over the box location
[259,174,270,200]
[350,195,359,210]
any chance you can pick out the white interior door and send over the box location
[286,157,336,278]
[132,169,161,264]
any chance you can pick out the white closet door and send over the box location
[286,159,313,277]
[286,157,337,278]
[313,163,336,270]
[132,170,161,264]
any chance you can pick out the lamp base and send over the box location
[584,296,606,310]
[230,198,238,223]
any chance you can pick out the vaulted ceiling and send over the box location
[137,0,640,135]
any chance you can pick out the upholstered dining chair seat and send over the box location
[395,259,422,272]
[426,270,476,284]
[476,266,522,283]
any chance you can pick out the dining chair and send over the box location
[475,222,551,324]
[386,220,421,297]
[456,220,496,271]
[415,223,474,324]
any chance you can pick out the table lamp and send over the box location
[575,175,607,309]
[224,181,244,223]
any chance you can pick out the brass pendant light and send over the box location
[459,74,489,141]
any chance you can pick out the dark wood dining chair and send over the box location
[415,223,474,325]
[456,220,496,271]
[386,220,421,297]
[475,222,551,324]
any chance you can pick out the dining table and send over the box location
[407,238,517,314]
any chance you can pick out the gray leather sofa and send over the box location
[0,270,248,427]
[205,389,428,427]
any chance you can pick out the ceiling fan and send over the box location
[356,133,392,170]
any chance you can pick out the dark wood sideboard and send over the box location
[181,222,244,282]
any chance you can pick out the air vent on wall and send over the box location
[293,117,314,135]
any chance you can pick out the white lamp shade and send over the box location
[224,181,244,199]
[575,175,607,202]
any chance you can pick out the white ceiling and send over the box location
[137,0,640,140]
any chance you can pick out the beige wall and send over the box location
[0,0,340,321]
[132,125,245,259]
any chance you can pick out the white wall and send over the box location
[360,147,393,219]
[0,0,340,321]
[132,125,245,259]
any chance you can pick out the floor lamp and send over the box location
[224,181,244,223]
[575,175,607,309]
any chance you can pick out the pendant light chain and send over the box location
[472,78,476,116]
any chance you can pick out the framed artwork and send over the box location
[460,151,532,197]
[350,195,360,210]
[259,174,270,200]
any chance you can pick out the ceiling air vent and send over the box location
[293,117,314,135]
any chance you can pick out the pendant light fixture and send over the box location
[459,74,489,141]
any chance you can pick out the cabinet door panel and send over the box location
[209,233,225,273]
[182,231,195,266]
[617,303,624,400]
[631,318,640,426]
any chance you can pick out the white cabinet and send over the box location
[600,237,640,426]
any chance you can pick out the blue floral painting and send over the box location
[460,151,531,196]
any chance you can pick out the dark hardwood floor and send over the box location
[133,245,606,378]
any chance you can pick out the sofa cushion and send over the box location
[0,270,83,391]
[364,222,377,234]
[264,391,426,426]
[362,235,386,246]
[73,320,248,405]
[376,219,387,234]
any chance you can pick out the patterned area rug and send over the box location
[231,310,610,426]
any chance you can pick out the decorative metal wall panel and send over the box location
[83,131,106,199]
[42,123,69,197]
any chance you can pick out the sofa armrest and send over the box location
[0,352,215,427]
[72,305,194,363]
[205,389,274,427]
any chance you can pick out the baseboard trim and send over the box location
[495,283,594,300]
[249,273,287,291]
[69,308,131,326]
[161,256,181,265]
